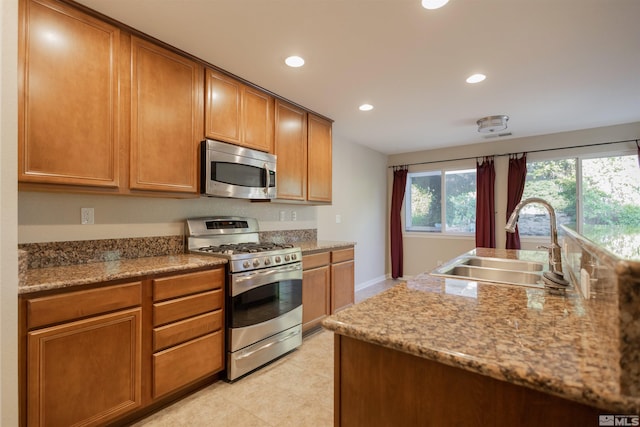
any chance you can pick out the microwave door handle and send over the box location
[263,163,270,195]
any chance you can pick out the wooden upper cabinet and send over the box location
[18,0,121,187]
[130,36,204,193]
[274,99,308,200]
[205,68,274,153]
[307,114,333,203]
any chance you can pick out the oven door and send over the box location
[228,263,302,352]
[201,139,276,199]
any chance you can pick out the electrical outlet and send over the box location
[81,208,94,225]
[279,211,286,221]
[291,210,297,221]
[335,214,342,224]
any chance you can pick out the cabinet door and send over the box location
[242,86,274,153]
[275,100,307,200]
[19,0,121,187]
[307,114,332,203]
[205,68,241,144]
[130,36,203,193]
[331,260,355,313]
[27,308,142,427]
[302,265,331,333]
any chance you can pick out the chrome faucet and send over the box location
[505,197,563,274]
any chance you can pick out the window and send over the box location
[519,159,577,235]
[520,154,640,239]
[406,169,476,233]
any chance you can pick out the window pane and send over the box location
[582,155,640,258]
[407,172,441,231]
[520,159,577,236]
[445,169,476,232]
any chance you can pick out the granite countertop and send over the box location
[297,240,355,254]
[19,240,354,295]
[322,247,640,413]
[19,254,227,294]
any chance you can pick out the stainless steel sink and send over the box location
[431,256,546,288]
[461,256,543,272]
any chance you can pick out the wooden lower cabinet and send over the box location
[331,248,355,313]
[335,335,601,427]
[302,247,355,332]
[26,306,142,427]
[20,267,226,426]
[302,263,331,333]
[151,269,225,399]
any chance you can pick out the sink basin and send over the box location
[431,256,546,288]
[461,256,543,272]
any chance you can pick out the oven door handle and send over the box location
[232,263,302,296]
[235,330,299,360]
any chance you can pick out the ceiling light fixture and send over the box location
[466,73,486,84]
[285,56,305,67]
[421,0,450,10]
[477,115,509,133]
[359,104,374,111]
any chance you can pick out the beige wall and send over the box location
[388,122,640,277]
[1,0,19,424]
[316,136,388,289]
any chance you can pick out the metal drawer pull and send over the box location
[235,330,299,360]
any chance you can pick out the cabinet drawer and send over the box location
[27,282,142,329]
[153,269,224,302]
[303,252,330,270]
[332,248,354,263]
[153,310,223,352]
[153,331,223,398]
[153,289,222,326]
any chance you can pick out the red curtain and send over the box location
[391,166,408,279]
[475,157,496,248]
[506,153,527,249]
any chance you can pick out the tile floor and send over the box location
[132,279,400,427]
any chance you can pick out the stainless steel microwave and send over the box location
[200,139,276,199]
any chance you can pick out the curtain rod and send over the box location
[388,138,639,169]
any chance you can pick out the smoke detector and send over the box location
[477,115,509,133]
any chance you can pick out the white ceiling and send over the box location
[75,0,640,155]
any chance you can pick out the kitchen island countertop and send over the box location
[19,254,227,294]
[322,247,640,413]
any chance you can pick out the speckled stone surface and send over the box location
[297,240,356,254]
[323,247,640,413]
[18,249,28,286]
[19,254,226,294]
[19,236,185,269]
[260,229,317,244]
[562,226,640,397]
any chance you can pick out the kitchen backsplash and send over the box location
[18,229,317,269]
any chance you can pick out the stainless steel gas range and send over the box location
[186,217,303,381]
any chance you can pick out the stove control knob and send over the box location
[291,254,297,261]
[275,256,281,263]
[243,261,250,269]
[285,255,291,262]
[253,259,261,267]
[264,258,272,266]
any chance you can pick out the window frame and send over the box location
[404,167,477,236]
[519,149,639,240]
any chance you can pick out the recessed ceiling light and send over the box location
[285,56,305,67]
[466,73,486,84]
[359,104,374,111]
[421,0,450,10]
